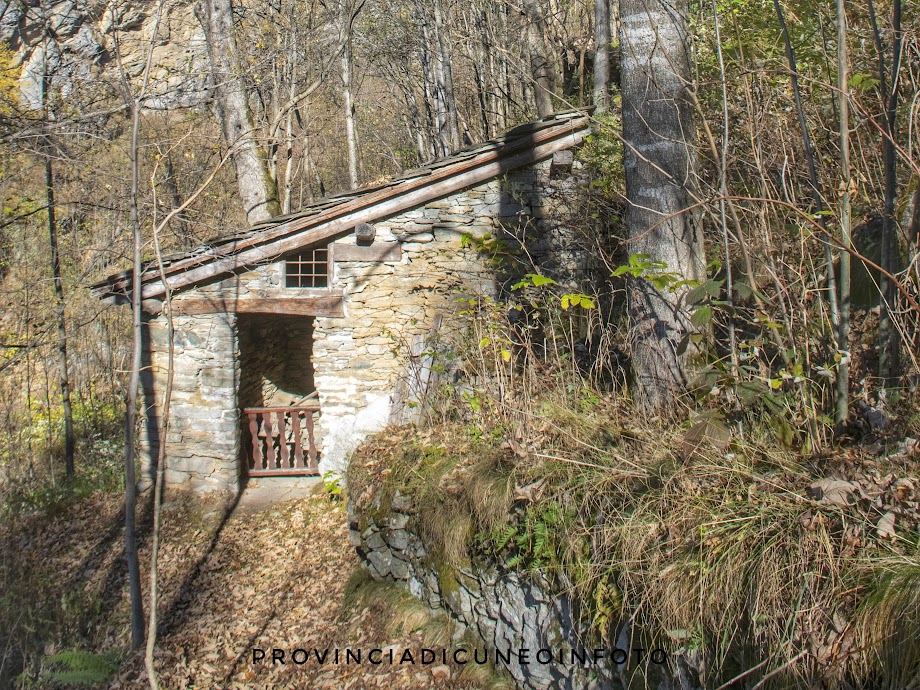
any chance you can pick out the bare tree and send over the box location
[867,0,903,384]
[342,1,360,188]
[523,0,557,117]
[431,0,459,149]
[836,0,852,425]
[113,0,170,649]
[39,41,75,489]
[196,0,280,224]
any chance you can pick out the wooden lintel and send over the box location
[166,296,345,318]
[333,242,402,262]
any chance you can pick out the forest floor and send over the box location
[2,484,489,690]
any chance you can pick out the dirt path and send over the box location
[101,488,479,690]
[1,486,485,689]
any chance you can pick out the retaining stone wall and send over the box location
[348,490,603,690]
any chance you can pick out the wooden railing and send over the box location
[243,405,321,476]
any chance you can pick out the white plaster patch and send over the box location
[318,391,392,476]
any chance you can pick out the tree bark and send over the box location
[196,0,280,225]
[125,91,146,651]
[44,154,75,490]
[523,0,557,117]
[432,0,460,150]
[40,45,74,490]
[867,0,903,384]
[593,0,610,112]
[620,0,704,411]
[835,0,851,426]
[342,31,360,188]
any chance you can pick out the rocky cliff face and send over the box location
[0,0,209,108]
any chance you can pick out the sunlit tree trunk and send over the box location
[39,30,75,491]
[196,0,279,224]
[620,0,704,410]
[43,155,75,490]
[342,26,360,188]
[124,73,146,654]
[432,0,459,150]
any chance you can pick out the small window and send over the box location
[285,247,329,288]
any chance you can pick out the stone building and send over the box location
[91,112,593,494]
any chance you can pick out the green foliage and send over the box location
[24,649,121,688]
[482,500,574,573]
[560,293,595,310]
[460,231,520,271]
[322,470,343,499]
[613,254,689,292]
[510,273,557,291]
[1,405,125,516]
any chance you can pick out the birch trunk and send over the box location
[196,0,279,225]
[620,0,704,410]
[432,0,460,150]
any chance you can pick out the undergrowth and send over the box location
[348,247,920,688]
[351,405,920,688]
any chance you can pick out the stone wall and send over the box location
[314,156,591,473]
[313,180,501,473]
[140,312,241,493]
[348,491,603,690]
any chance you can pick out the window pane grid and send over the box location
[285,248,329,288]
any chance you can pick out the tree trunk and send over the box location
[620,0,704,411]
[342,32,359,189]
[44,155,75,490]
[125,94,146,651]
[593,0,610,112]
[432,0,460,150]
[196,0,279,225]
[523,0,556,117]
[835,0,851,426]
[40,28,75,490]
[416,0,451,156]
[866,0,903,384]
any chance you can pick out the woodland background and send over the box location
[0,0,918,687]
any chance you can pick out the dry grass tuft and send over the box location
[350,427,515,569]
[852,562,920,689]
[342,568,455,643]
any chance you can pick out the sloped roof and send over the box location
[91,110,592,302]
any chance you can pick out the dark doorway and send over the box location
[238,314,321,477]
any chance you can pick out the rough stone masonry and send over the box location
[138,154,591,494]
